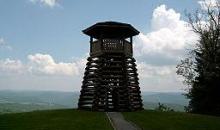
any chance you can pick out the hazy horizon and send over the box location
[0,88,185,93]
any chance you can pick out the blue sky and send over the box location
[0,0,199,60]
[0,0,207,92]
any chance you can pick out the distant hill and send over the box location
[0,90,78,107]
[0,90,189,113]
[142,92,188,105]
[0,90,77,113]
[142,92,189,111]
[0,103,65,114]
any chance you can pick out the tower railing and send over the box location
[91,39,132,56]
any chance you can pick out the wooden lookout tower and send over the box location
[78,21,143,111]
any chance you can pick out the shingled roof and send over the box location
[83,21,139,39]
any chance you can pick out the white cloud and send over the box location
[132,5,199,92]
[0,59,25,74]
[198,0,219,10]
[137,62,174,78]
[0,54,184,92]
[137,62,184,92]
[27,53,81,76]
[151,5,182,31]
[29,0,59,8]
[0,53,85,76]
[0,54,86,91]
[0,38,5,45]
[134,5,198,61]
[0,37,12,50]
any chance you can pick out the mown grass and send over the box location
[0,109,113,130]
[123,110,220,130]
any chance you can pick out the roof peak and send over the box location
[83,21,139,39]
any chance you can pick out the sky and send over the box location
[0,0,214,92]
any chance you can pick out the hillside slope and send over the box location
[0,109,113,130]
[123,110,220,130]
[1,109,220,130]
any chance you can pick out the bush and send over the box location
[155,103,174,112]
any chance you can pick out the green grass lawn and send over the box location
[0,109,113,130]
[1,109,220,130]
[123,110,220,130]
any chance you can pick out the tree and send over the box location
[177,3,220,116]
[155,103,174,112]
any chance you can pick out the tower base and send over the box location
[78,53,143,111]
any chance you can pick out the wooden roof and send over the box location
[83,21,140,39]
